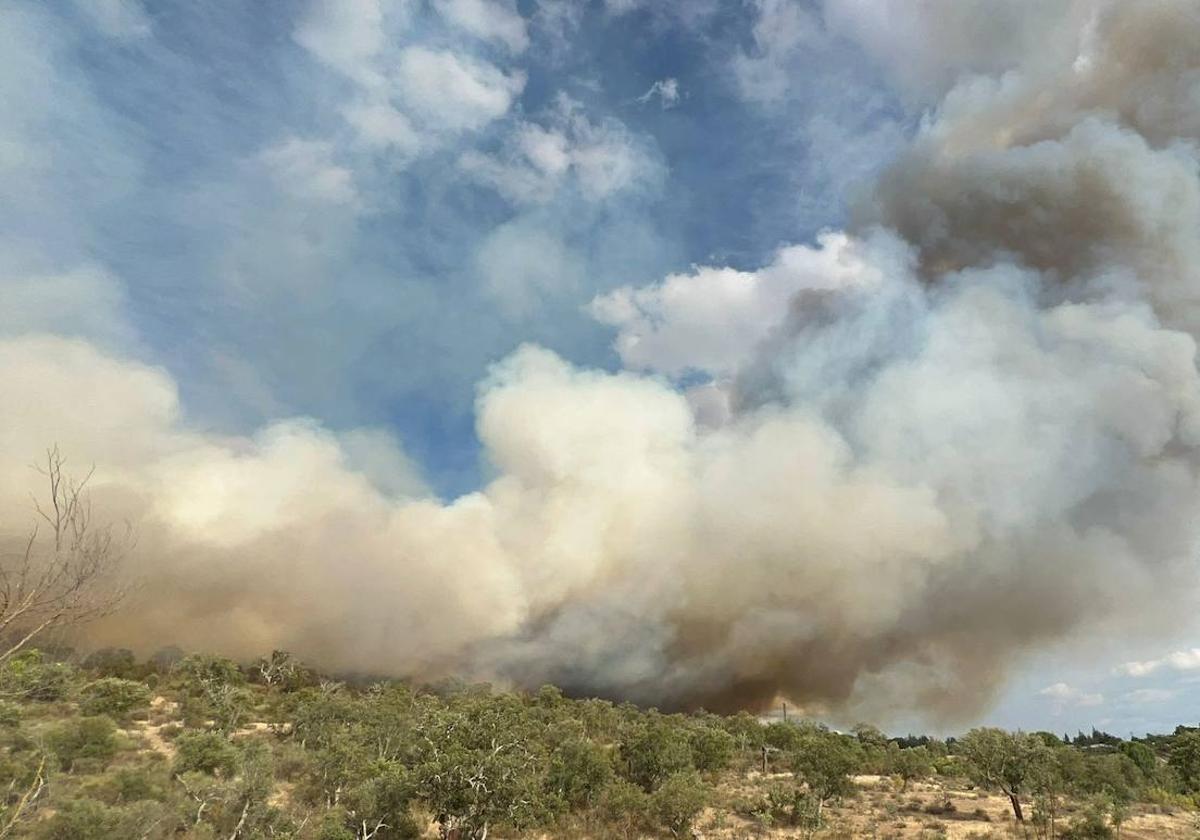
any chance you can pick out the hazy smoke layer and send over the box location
[4,0,1200,721]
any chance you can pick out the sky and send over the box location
[4,0,1200,736]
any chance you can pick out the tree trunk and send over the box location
[1007,792,1024,822]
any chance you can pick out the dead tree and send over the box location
[0,446,130,662]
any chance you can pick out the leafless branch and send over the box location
[0,447,131,662]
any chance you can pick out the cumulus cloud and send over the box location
[590,231,907,378]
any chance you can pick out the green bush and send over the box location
[548,738,613,809]
[0,651,76,700]
[651,771,709,837]
[1059,812,1114,839]
[171,654,245,692]
[99,767,168,804]
[82,648,140,679]
[689,725,736,773]
[598,778,650,835]
[34,798,123,840]
[79,677,151,720]
[173,731,239,776]
[621,723,694,791]
[46,716,119,772]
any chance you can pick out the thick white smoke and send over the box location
[4,0,1200,720]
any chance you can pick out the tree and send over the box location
[689,725,736,773]
[1117,741,1155,778]
[958,728,1051,822]
[547,738,613,810]
[256,649,312,691]
[621,722,694,791]
[790,731,862,824]
[414,700,547,840]
[889,746,933,791]
[1169,730,1200,791]
[1,448,129,661]
[650,771,708,837]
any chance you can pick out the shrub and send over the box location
[46,716,119,772]
[1059,812,1114,839]
[689,725,736,773]
[598,778,650,835]
[94,767,168,804]
[79,677,151,720]
[34,798,123,840]
[316,809,356,840]
[621,723,694,791]
[548,738,613,809]
[0,699,21,726]
[173,731,239,776]
[82,648,140,679]
[171,654,245,692]
[651,771,709,837]
[0,651,76,700]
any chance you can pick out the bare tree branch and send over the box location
[0,447,130,661]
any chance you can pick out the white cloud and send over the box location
[294,0,521,158]
[460,95,658,204]
[396,46,525,133]
[1117,648,1200,678]
[433,0,529,53]
[733,0,822,103]
[590,230,909,378]
[1039,682,1103,714]
[343,102,421,154]
[293,0,391,84]
[638,78,681,108]
[260,138,358,206]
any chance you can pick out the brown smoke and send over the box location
[4,0,1200,723]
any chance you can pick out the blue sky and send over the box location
[6,0,904,495]
[6,0,1200,736]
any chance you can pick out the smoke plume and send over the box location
[4,0,1200,722]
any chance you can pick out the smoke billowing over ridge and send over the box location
[5,0,1200,723]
